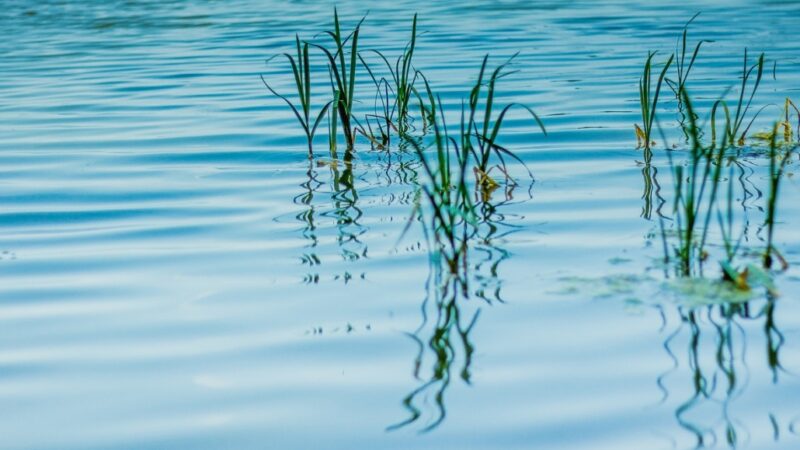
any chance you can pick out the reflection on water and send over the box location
[389,187,524,431]
[294,155,368,284]
[295,161,323,283]
[639,147,667,222]
[3,0,800,448]
[388,261,480,432]
[635,85,798,447]
[472,187,530,304]
[658,297,789,449]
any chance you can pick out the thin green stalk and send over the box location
[463,54,545,190]
[360,14,419,136]
[311,9,366,150]
[262,34,334,157]
[729,50,765,146]
[764,123,793,269]
[672,12,709,95]
[639,52,675,150]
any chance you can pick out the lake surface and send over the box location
[2,1,800,449]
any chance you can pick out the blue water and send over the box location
[2,1,800,449]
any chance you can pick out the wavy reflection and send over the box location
[295,161,323,284]
[471,186,530,304]
[657,297,789,449]
[294,155,368,284]
[387,260,480,432]
[389,188,522,431]
[640,147,667,221]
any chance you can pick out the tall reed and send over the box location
[638,52,674,150]
[763,124,793,269]
[729,50,765,146]
[664,89,726,276]
[360,14,419,138]
[262,35,333,157]
[311,9,364,150]
[464,55,546,192]
[668,13,709,98]
[402,78,474,280]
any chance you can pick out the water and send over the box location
[2,1,800,449]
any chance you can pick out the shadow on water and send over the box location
[655,296,790,449]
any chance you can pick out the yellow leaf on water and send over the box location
[751,130,775,141]
[474,167,499,202]
[634,124,650,149]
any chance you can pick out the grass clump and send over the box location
[652,89,795,293]
[465,55,546,195]
[360,14,420,140]
[402,78,474,281]
[261,35,333,157]
[662,89,725,276]
[727,50,766,146]
[763,125,794,270]
[311,9,364,151]
[637,52,674,150]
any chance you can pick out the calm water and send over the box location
[2,1,800,449]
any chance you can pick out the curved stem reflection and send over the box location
[295,152,368,284]
[657,297,789,448]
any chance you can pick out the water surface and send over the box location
[2,1,800,449]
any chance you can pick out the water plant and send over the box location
[778,98,800,143]
[360,14,420,138]
[262,35,334,157]
[666,13,711,144]
[725,49,766,146]
[465,54,546,194]
[402,79,474,279]
[637,52,674,150]
[311,9,365,150]
[666,13,709,102]
[763,124,793,269]
[662,89,726,276]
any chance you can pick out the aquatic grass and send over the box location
[637,52,674,150]
[763,124,793,269]
[667,13,711,144]
[261,35,334,157]
[663,88,726,276]
[402,79,475,279]
[463,55,545,193]
[779,98,800,143]
[717,166,745,266]
[359,13,419,137]
[728,50,766,146]
[667,13,710,98]
[328,90,340,158]
[310,9,365,150]
[653,89,792,289]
